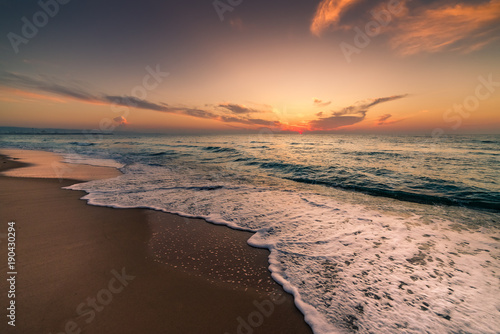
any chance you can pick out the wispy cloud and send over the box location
[376,113,392,124]
[220,115,279,126]
[390,1,500,55]
[1,72,99,102]
[104,95,169,112]
[311,0,500,55]
[308,94,407,130]
[1,71,408,132]
[218,103,270,114]
[310,0,362,36]
[0,71,279,129]
[376,113,408,126]
[0,88,67,104]
[364,94,409,109]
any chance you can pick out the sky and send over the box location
[0,0,499,134]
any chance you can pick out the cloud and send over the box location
[311,0,500,55]
[219,115,281,127]
[390,1,500,55]
[365,94,409,108]
[309,115,365,130]
[0,71,281,130]
[102,98,271,127]
[181,108,218,119]
[104,95,169,112]
[313,98,331,107]
[331,94,407,117]
[0,72,406,132]
[308,94,407,130]
[218,103,270,114]
[113,116,129,126]
[376,113,392,125]
[310,0,362,36]
[376,113,408,126]
[1,72,99,102]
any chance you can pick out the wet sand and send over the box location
[0,150,313,334]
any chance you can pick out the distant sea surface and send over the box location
[2,133,499,333]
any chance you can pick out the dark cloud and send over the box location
[218,103,269,114]
[1,72,98,102]
[220,116,244,123]
[332,107,367,117]
[0,71,281,129]
[104,95,168,112]
[376,113,407,126]
[308,94,408,130]
[331,94,408,117]
[220,115,280,127]
[180,108,218,119]
[366,95,408,107]
[309,115,365,130]
[105,99,218,121]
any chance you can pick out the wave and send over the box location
[202,146,239,154]
[286,176,500,211]
[342,151,402,158]
[148,151,178,157]
[70,142,95,146]
[258,161,315,175]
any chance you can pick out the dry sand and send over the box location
[0,150,313,334]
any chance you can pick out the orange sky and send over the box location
[0,0,499,134]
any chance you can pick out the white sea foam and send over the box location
[65,162,500,334]
[62,153,124,169]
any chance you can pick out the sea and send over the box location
[1,132,499,333]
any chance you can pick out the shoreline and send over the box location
[0,150,313,334]
[0,149,122,181]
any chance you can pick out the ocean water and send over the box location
[1,133,499,333]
